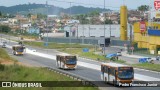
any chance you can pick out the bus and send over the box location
[12,45,25,55]
[56,54,77,69]
[101,63,134,86]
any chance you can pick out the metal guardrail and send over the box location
[46,67,98,87]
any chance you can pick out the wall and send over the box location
[133,22,160,54]
[64,24,132,38]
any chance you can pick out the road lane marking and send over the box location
[3,43,160,81]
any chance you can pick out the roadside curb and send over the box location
[46,67,99,88]
[134,68,160,74]
[78,57,160,74]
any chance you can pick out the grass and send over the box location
[60,48,126,64]
[7,32,39,40]
[0,48,16,63]
[132,63,160,72]
[24,41,126,64]
[23,41,93,49]
[0,45,98,90]
[0,65,98,90]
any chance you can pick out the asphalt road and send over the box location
[0,38,159,90]
[1,38,160,79]
[4,48,160,90]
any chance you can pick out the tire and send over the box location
[105,77,108,84]
[113,80,117,86]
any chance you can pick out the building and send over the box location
[64,24,132,38]
[133,21,160,54]
[27,27,40,34]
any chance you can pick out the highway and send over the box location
[0,37,160,90]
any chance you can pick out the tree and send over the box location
[0,11,2,17]
[37,13,47,19]
[0,25,11,33]
[105,19,113,24]
[138,5,149,12]
[88,10,100,17]
[27,13,32,19]
[75,14,89,24]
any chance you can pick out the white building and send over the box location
[64,24,132,38]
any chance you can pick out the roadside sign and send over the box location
[130,47,134,50]
[154,0,160,10]
[83,48,89,52]
[140,21,146,33]
[156,11,160,18]
[44,42,48,47]
[124,44,127,47]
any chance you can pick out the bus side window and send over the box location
[104,66,108,73]
[108,68,111,74]
[110,68,115,76]
[101,65,104,72]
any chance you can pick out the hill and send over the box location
[0,4,111,15]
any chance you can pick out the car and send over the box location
[139,57,155,64]
[31,49,37,52]
[106,53,118,60]
[2,44,6,48]
[117,52,122,56]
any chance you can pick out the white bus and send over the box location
[12,45,25,55]
[101,63,134,86]
[56,54,77,69]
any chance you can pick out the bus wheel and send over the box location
[113,80,117,86]
[105,77,108,84]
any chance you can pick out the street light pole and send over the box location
[69,2,72,49]
[103,0,106,55]
[0,26,2,43]
[46,1,49,53]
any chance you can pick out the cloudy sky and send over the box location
[0,0,154,10]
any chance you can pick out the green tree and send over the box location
[27,13,32,19]
[75,14,89,24]
[105,19,113,24]
[0,25,11,33]
[138,5,149,12]
[37,13,47,19]
[0,11,2,17]
[88,10,100,17]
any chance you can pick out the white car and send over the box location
[31,49,37,52]
[117,52,122,56]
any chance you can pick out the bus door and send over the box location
[108,68,110,82]
[101,65,104,80]
[115,70,117,82]
[56,56,59,67]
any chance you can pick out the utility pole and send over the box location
[69,2,72,49]
[46,1,49,53]
[0,26,2,43]
[103,0,106,55]
[109,24,112,39]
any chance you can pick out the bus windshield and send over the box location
[16,47,24,52]
[66,56,77,65]
[118,67,134,79]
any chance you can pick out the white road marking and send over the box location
[26,48,160,81]
[2,42,160,81]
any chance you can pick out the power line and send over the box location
[49,0,120,9]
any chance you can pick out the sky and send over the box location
[0,0,153,10]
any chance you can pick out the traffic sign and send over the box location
[44,42,48,47]
[83,48,89,52]
[154,0,160,10]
